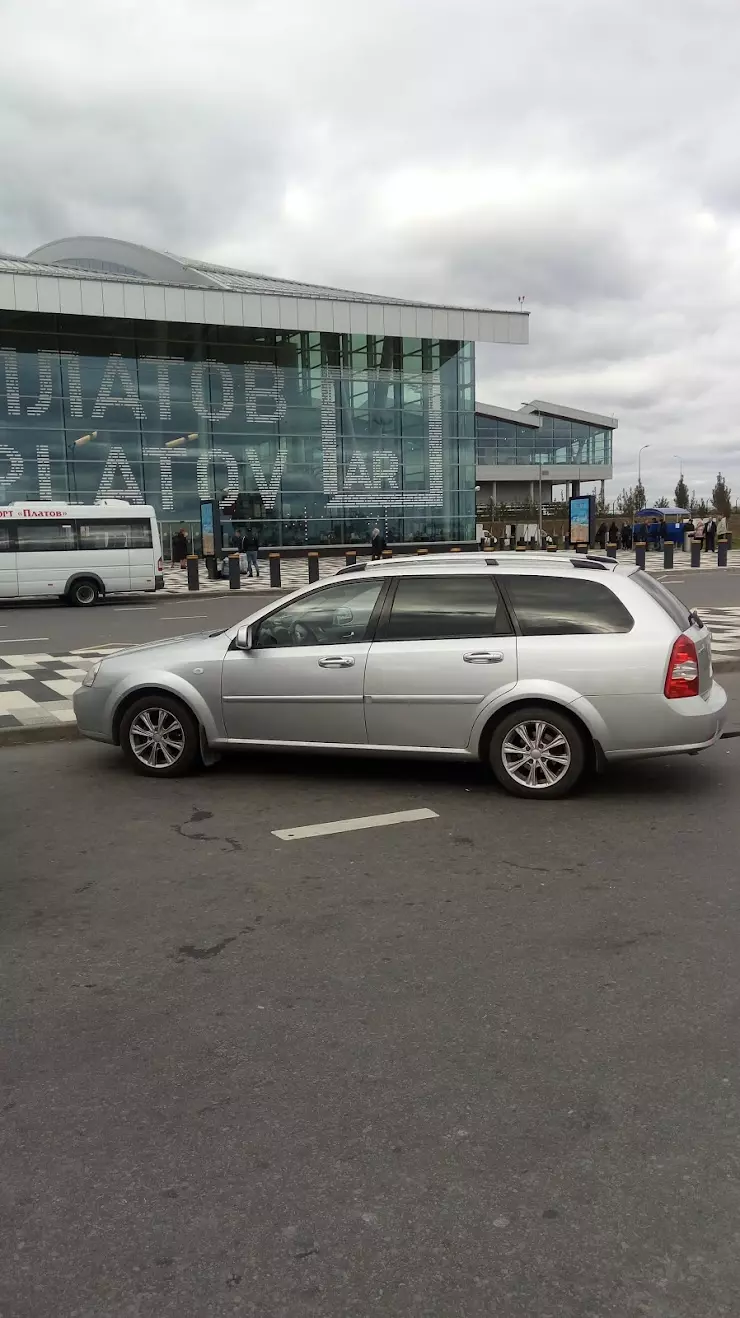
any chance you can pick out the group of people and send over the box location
[685,515,727,552]
[169,526,261,578]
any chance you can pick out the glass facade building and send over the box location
[0,312,476,547]
[476,412,613,468]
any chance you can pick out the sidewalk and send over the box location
[3,614,740,744]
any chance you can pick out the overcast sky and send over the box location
[1,0,739,502]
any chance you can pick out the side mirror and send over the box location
[235,624,254,651]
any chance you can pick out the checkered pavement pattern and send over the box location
[0,646,122,732]
[692,607,740,657]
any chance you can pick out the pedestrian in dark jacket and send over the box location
[171,528,188,568]
[371,525,386,560]
[596,522,608,549]
[608,521,619,546]
[241,527,260,578]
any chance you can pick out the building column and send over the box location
[572,479,581,496]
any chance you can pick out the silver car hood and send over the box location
[108,631,222,662]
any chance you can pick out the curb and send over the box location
[0,722,80,748]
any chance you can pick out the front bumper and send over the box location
[72,685,116,745]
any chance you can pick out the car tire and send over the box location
[120,695,201,778]
[489,704,587,800]
[68,578,100,607]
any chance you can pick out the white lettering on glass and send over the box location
[60,352,83,418]
[245,443,287,511]
[0,349,20,416]
[0,444,24,498]
[35,444,52,499]
[92,354,146,420]
[191,362,234,422]
[27,351,56,418]
[96,446,144,502]
[372,451,400,489]
[196,448,239,505]
[141,356,184,421]
[344,452,372,488]
[244,364,286,423]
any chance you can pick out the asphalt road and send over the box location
[0,590,277,651]
[653,566,740,608]
[4,732,740,1316]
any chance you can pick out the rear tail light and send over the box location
[157,556,163,571]
[665,634,699,698]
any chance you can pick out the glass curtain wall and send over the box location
[476,414,612,467]
[0,312,475,548]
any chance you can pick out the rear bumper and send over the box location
[603,680,727,761]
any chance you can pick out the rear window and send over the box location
[631,572,690,630]
[504,575,633,636]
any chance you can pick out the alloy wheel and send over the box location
[129,707,186,769]
[501,719,572,790]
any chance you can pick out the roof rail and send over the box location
[570,555,613,571]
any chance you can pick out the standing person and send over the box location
[608,520,619,546]
[371,525,386,560]
[717,513,728,542]
[596,521,608,549]
[693,516,705,551]
[705,515,717,553]
[241,526,260,578]
[171,527,188,569]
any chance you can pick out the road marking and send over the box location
[0,636,49,644]
[161,613,208,620]
[273,807,439,841]
[112,606,156,611]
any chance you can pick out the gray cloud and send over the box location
[1,0,740,502]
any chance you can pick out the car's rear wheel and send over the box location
[68,578,100,607]
[489,705,587,799]
[120,695,200,777]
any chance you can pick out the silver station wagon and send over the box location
[73,553,727,799]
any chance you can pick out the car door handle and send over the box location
[463,651,504,663]
[318,656,355,668]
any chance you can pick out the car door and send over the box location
[0,522,18,598]
[364,573,517,750]
[221,575,387,745]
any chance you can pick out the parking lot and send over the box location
[4,733,740,1316]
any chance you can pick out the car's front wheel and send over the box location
[489,705,587,799]
[120,695,200,777]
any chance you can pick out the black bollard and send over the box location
[718,539,728,567]
[308,551,320,583]
[635,543,646,569]
[690,541,701,568]
[228,553,241,589]
[382,548,393,558]
[345,550,357,567]
[607,542,617,560]
[547,542,558,553]
[416,547,428,554]
[186,554,200,590]
[663,542,674,570]
[269,552,281,588]
[575,543,588,554]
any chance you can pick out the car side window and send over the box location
[255,578,384,648]
[504,576,633,635]
[384,575,507,641]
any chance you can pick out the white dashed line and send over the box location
[273,807,439,841]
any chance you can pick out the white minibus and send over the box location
[0,500,164,605]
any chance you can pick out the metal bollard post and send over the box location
[607,542,617,559]
[416,547,428,554]
[186,554,200,590]
[382,548,393,558]
[308,551,320,583]
[228,553,241,589]
[269,552,281,588]
[575,543,587,554]
[547,542,558,553]
[449,546,461,552]
[635,543,646,569]
[718,538,728,568]
[690,541,701,569]
[663,543,674,570]
[345,550,357,567]
[516,540,527,552]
